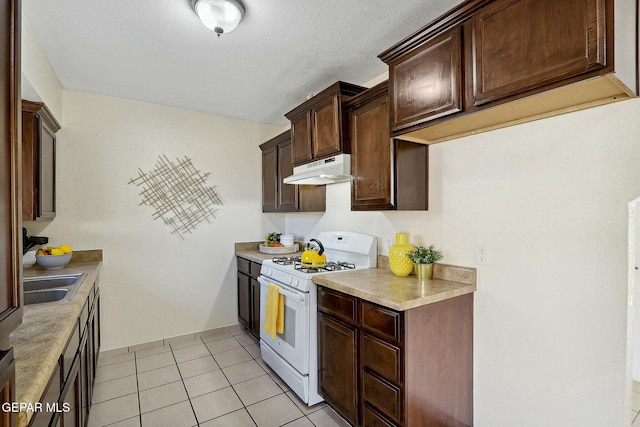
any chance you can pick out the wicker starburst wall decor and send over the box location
[128,155,222,240]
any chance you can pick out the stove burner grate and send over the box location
[272,256,301,265]
[294,261,356,273]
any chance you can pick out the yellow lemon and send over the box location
[50,248,64,256]
[60,244,73,254]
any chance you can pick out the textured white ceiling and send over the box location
[22,0,459,126]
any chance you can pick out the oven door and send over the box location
[258,275,310,375]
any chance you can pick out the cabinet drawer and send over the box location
[363,404,399,427]
[237,257,251,276]
[362,302,401,341]
[363,372,402,425]
[250,261,262,279]
[318,287,358,324]
[362,333,401,384]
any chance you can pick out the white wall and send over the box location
[285,99,640,427]
[20,9,640,425]
[632,201,640,383]
[28,90,284,349]
[21,15,63,119]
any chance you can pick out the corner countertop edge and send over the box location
[312,264,476,311]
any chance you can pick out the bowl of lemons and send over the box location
[36,244,73,270]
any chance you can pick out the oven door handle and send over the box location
[258,276,306,303]
[277,287,305,302]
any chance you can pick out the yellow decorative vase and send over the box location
[415,263,434,281]
[389,233,415,277]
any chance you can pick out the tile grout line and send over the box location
[134,354,143,427]
[169,338,202,426]
[228,333,327,426]
[203,333,262,426]
[96,330,337,427]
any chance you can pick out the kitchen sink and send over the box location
[23,273,83,292]
[23,289,69,305]
[22,273,86,305]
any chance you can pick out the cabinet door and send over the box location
[250,278,260,338]
[318,312,358,426]
[86,305,96,409]
[38,118,56,219]
[312,96,341,159]
[0,350,15,427]
[79,332,89,426]
[471,0,607,106]
[291,112,313,166]
[60,355,82,427]
[21,101,59,222]
[237,273,251,330]
[350,92,394,210]
[92,290,101,376]
[0,0,21,353]
[21,109,38,221]
[261,145,278,212]
[389,27,462,131]
[277,139,299,211]
[29,362,61,427]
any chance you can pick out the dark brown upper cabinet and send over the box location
[285,82,366,167]
[379,0,636,145]
[260,131,326,213]
[22,100,61,221]
[0,6,22,416]
[388,27,463,133]
[345,82,428,211]
[471,0,606,106]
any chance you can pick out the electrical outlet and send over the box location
[476,244,488,265]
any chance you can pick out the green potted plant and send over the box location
[407,245,443,281]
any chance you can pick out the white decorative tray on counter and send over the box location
[259,243,299,254]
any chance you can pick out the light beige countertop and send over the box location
[235,242,476,311]
[312,263,476,311]
[11,250,103,427]
[235,242,303,263]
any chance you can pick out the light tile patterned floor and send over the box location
[89,325,349,427]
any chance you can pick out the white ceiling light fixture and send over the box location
[192,0,246,38]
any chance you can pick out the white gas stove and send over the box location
[258,231,377,406]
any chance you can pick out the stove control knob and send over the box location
[293,278,299,287]
[264,267,272,276]
[288,277,293,285]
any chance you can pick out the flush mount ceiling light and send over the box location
[192,0,246,37]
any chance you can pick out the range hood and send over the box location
[283,154,351,185]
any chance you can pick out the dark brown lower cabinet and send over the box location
[29,363,60,427]
[59,352,82,427]
[318,312,359,426]
[91,290,101,375]
[237,256,261,339]
[0,350,16,427]
[28,280,101,427]
[318,286,473,427]
[237,271,251,330]
[79,329,90,425]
